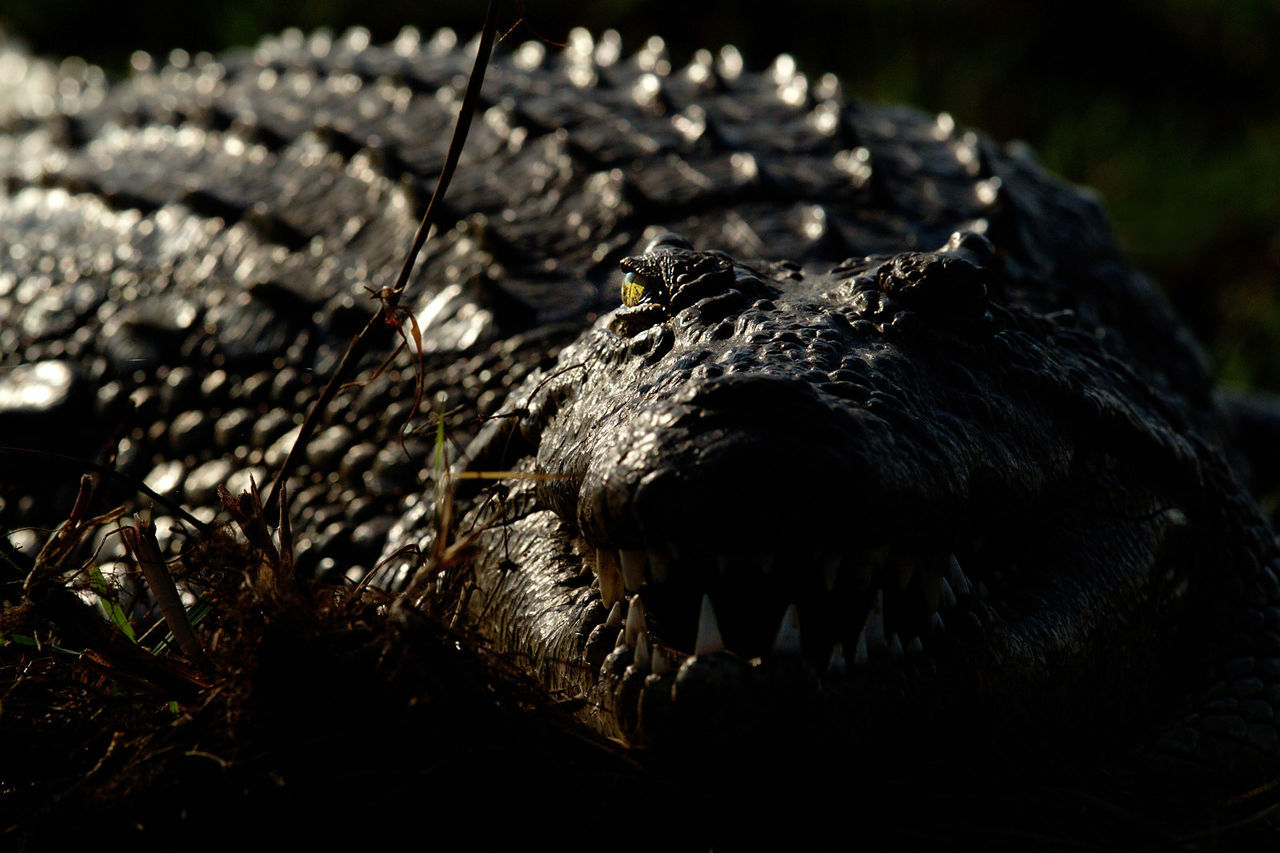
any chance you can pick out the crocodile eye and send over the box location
[622,271,652,308]
[611,266,669,337]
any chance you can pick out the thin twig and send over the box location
[263,0,505,520]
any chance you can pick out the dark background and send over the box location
[3,0,1278,389]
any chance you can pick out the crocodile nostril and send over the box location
[876,252,989,319]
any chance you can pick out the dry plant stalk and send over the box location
[119,517,207,669]
[261,0,505,522]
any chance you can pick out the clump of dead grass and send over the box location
[1,474,653,849]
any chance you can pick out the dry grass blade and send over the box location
[217,478,279,567]
[119,517,208,670]
[276,480,294,578]
[8,510,212,700]
[217,478,294,594]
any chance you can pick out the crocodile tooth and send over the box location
[977,581,991,601]
[615,627,629,649]
[625,594,647,646]
[598,549,624,608]
[652,643,674,676]
[939,578,958,610]
[827,642,847,675]
[889,632,904,658]
[619,549,646,591]
[634,632,652,670]
[605,600,624,628]
[695,594,725,656]
[821,552,841,592]
[772,603,802,655]
[948,554,972,596]
[647,551,669,585]
[853,631,869,668]
[931,612,945,635]
[908,635,923,655]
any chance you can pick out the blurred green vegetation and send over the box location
[3,0,1277,389]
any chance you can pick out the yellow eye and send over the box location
[621,271,649,307]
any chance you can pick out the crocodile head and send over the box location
[404,229,1275,764]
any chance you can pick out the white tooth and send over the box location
[864,589,886,648]
[648,551,669,584]
[591,548,603,577]
[772,603,802,655]
[652,643,674,675]
[821,553,841,592]
[634,633,652,670]
[827,642,847,675]
[939,578,958,610]
[948,554,972,595]
[620,549,646,591]
[695,594,725,656]
[598,549,624,608]
[889,632,904,658]
[977,581,991,601]
[908,635,923,655]
[605,601,624,628]
[923,569,943,613]
[931,612,945,635]
[625,594,647,645]
[853,631,869,668]
[615,627,628,648]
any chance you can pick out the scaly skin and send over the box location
[390,232,1280,779]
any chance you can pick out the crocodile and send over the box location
[1,25,1279,795]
